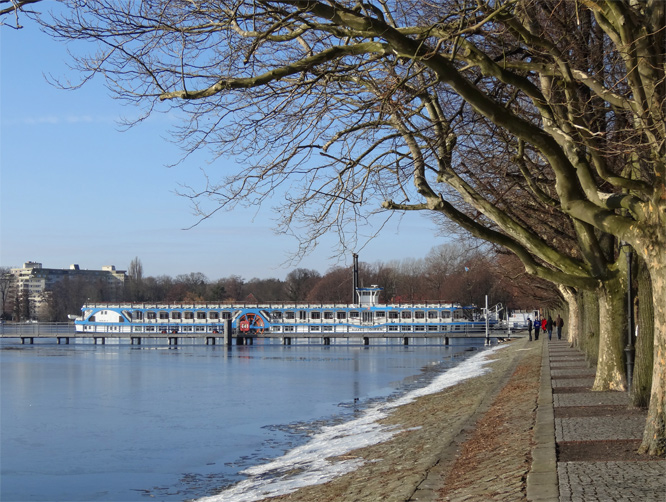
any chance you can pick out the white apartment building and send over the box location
[5,262,126,320]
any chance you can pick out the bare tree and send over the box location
[42,0,665,455]
[285,268,321,302]
[307,266,351,303]
[0,0,41,27]
[0,266,13,319]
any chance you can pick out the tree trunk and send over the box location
[632,257,654,408]
[579,289,600,364]
[558,285,579,346]
[639,249,666,456]
[592,275,628,392]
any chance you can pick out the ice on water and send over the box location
[199,345,504,502]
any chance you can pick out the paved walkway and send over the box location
[528,339,665,501]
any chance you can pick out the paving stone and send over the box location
[551,369,596,377]
[556,415,646,442]
[558,461,666,502]
[551,378,595,388]
[553,392,630,407]
[550,362,591,368]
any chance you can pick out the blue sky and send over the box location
[1,20,447,281]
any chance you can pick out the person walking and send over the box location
[533,317,541,341]
[556,315,564,340]
[527,317,533,341]
[546,315,554,341]
[541,317,547,333]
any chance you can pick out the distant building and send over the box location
[5,262,126,320]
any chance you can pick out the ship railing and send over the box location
[82,300,469,310]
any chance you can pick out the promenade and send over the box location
[263,336,665,502]
[528,339,665,502]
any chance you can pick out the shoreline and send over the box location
[247,336,540,502]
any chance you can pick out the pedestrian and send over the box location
[541,317,547,333]
[527,317,532,341]
[546,315,554,340]
[556,314,564,340]
[533,317,540,341]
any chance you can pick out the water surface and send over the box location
[1,338,491,501]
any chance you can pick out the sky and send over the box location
[0,17,449,281]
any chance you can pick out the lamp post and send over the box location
[485,295,490,346]
[620,241,635,391]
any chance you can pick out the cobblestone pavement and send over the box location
[546,340,666,502]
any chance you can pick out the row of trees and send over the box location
[41,244,553,319]
[122,245,558,308]
[2,244,556,321]
[4,0,663,454]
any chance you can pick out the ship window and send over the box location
[322,326,333,332]
[159,312,169,320]
[221,311,231,320]
[147,311,156,319]
[428,325,439,331]
[375,311,385,318]
[388,311,399,319]
[428,311,439,319]
[349,311,359,318]
[388,326,399,331]
[402,325,412,331]
[414,310,425,319]
[285,311,295,320]
[209,311,219,320]
[272,311,283,320]
[197,312,206,320]
[89,315,96,322]
[299,311,307,320]
[184,311,194,319]
[414,325,425,331]
[401,311,412,319]
[310,311,321,320]
[441,311,451,319]
[171,312,181,320]
[310,326,320,332]
[324,311,333,319]
[133,311,143,320]
[284,326,295,332]
[336,311,346,320]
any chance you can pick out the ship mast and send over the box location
[352,253,359,305]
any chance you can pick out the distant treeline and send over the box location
[46,243,560,321]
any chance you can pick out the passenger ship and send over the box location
[72,287,496,336]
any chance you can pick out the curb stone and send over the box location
[526,339,558,502]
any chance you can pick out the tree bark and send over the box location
[639,248,666,456]
[592,275,629,391]
[579,289,600,364]
[632,257,654,408]
[558,285,579,347]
